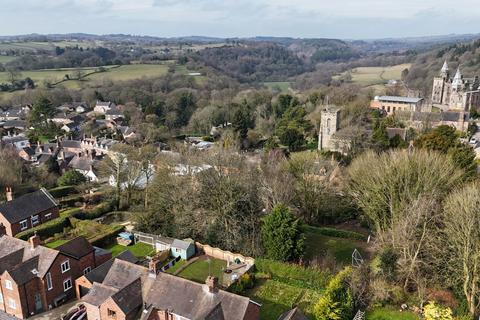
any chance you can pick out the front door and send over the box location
[34,293,43,312]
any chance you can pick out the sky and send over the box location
[0,0,479,39]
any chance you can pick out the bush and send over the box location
[60,208,83,218]
[57,170,86,186]
[48,186,76,198]
[16,216,70,240]
[90,224,125,247]
[83,201,114,220]
[229,273,255,294]
[424,301,453,320]
[69,218,124,248]
[255,258,330,290]
[379,246,398,281]
[313,267,354,320]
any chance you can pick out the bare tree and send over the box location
[443,182,480,316]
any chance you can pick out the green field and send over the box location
[304,226,368,266]
[336,63,411,87]
[105,242,155,259]
[0,56,16,64]
[0,40,100,53]
[264,81,292,92]
[176,258,227,283]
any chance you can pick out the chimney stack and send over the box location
[205,276,219,293]
[149,258,161,276]
[29,233,41,249]
[5,187,13,202]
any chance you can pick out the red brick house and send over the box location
[0,233,107,319]
[0,188,59,236]
[81,257,261,320]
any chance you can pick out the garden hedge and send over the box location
[16,217,71,240]
[48,186,76,198]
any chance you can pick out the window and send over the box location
[5,280,12,290]
[83,267,91,275]
[46,272,53,291]
[20,220,28,231]
[107,309,117,319]
[31,215,39,226]
[45,213,52,220]
[61,260,70,273]
[63,278,72,292]
[0,292,3,303]
[8,298,16,309]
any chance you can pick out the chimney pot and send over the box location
[206,276,219,293]
[5,187,13,202]
[29,233,41,249]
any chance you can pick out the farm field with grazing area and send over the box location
[335,63,411,87]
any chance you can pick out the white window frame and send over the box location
[83,267,91,275]
[45,213,52,220]
[63,278,72,292]
[8,298,16,309]
[19,220,28,231]
[46,272,53,291]
[61,260,70,273]
[31,215,39,226]
[5,280,12,290]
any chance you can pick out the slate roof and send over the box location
[0,188,58,224]
[82,283,118,307]
[57,237,94,260]
[8,255,39,285]
[143,272,257,320]
[69,155,96,172]
[376,96,423,104]
[111,278,143,315]
[278,307,309,320]
[84,251,138,284]
[2,120,27,129]
[60,140,82,149]
[172,239,191,251]
[0,310,21,320]
[0,236,59,279]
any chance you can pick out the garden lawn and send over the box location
[304,229,367,266]
[164,259,187,274]
[105,242,155,259]
[366,307,419,320]
[45,239,69,248]
[246,278,321,320]
[176,258,226,283]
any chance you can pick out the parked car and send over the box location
[469,137,477,145]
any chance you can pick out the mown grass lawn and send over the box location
[304,228,367,266]
[45,239,69,248]
[176,258,226,283]
[246,278,321,320]
[164,259,187,274]
[366,307,419,320]
[105,242,155,259]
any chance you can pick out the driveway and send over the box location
[31,300,81,320]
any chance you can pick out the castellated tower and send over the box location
[431,60,450,105]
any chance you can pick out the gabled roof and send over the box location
[144,272,257,320]
[110,278,143,315]
[84,251,139,285]
[7,255,39,285]
[0,236,58,279]
[57,237,94,260]
[278,307,309,320]
[172,239,191,250]
[0,188,58,224]
[60,140,82,149]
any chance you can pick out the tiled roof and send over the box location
[0,310,21,320]
[85,251,138,284]
[376,96,423,104]
[57,237,94,260]
[278,307,308,320]
[0,189,58,224]
[0,236,58,279]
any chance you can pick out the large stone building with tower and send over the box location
[431,60,480,111]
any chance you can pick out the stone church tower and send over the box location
[318,107,340,151]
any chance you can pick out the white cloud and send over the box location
[0,0,479,38]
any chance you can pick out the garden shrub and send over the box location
[313,267,354,320]
[48,185,76,198]
[424,301,453,320]
[16,217,71,240]
[229,273,255,294]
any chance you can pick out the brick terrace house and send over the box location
[0,189,59,237]
[0,234,106,319]
[80,256,260,320]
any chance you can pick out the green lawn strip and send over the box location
[105,242,155,259]
[177,258,226,283]
[246,278,320,320]
[164,259,187,274]
[366,307,419,320]
[44,239,69,248]
[304,232,366,266]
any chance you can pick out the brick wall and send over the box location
[5,207,60,237]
